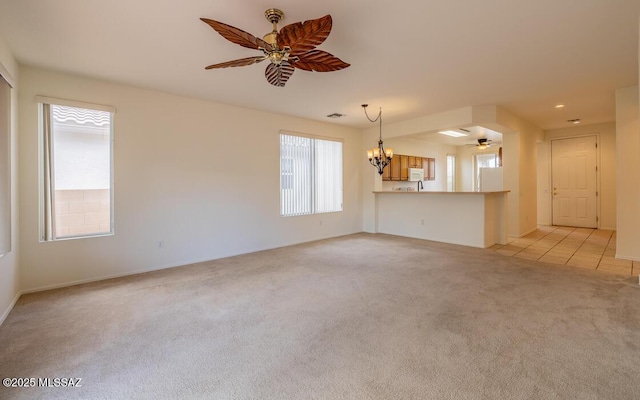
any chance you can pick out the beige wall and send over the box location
[615,86,640,260]
[538,122,617,230]
[0,36,19,324]
[494,107,541,237]
[18,66,363,292]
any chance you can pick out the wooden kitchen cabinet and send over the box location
[388,155,401,181]
[382,158,392,180]
[408,156,422,169]
[400,155,409,180]
[423,157,436,180]
[382,154,433,181]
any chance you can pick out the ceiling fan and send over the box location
[200,9,350,87]
[476,138,492,149]
[465,138,493,149]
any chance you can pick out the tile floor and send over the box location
[490,226,640,276]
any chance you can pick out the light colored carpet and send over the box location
[1,233,639,400]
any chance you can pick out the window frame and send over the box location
[37,97,115,241]
[446,154,456,192]
[0,73,12,255]
[279,131,343,217]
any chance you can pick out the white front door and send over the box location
[551,136,597,228]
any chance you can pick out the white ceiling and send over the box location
[1,0,638,129]
[409,126,503,147]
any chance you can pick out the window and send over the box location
[280,133,343,216]
[446,154,456,192]
[38,98,114,240]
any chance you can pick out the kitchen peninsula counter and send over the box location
[373,190,509,248]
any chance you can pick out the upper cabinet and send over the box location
[385,155,400,181]
[408,156,423,169]
[382,153,435,181]
[423,157,435,181]
[400,155,409,180]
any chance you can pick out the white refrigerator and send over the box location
[479,167,503,191]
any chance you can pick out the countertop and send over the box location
[373,190,510,194]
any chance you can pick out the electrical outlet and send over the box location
[157,240,163,248]
[421,219,424,225]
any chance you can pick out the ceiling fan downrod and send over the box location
[263,9,284,47]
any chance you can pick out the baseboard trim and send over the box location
[508,227,538,241]
[0,290,22,327]
[615,253,640,262]
[21,231,364,295]
[20,262,199,295]
[520,227,538,237]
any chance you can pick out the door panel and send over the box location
[551,136,597,228]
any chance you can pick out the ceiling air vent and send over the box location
[326,113,345,119]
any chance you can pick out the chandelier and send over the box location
[362,104,393,175]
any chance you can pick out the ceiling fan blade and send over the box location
[265,61,295,87]
[292,50,350,72]
[201,18,272,50]
[205,56,267,69]
[277,14,332,56]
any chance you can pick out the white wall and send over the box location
[615,86,640,260]
[0,36,20,325]
[538,123,616,229]
[375,192,508,248]
[18,66,363,292]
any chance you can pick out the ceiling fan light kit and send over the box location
[201,8,350,87]
[476,138,491,149]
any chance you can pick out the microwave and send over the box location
[408,168,424,182]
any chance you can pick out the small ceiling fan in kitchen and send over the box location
[476,138,492,149]
[200,8,350,87]
[465,138,493,149]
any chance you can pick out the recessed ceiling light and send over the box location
[439,130,468,137]
[567,118,581,124]
[555,104,565,109]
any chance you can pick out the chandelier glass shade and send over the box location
[362,104,393,175]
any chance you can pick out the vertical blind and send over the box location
[280,133,343,217]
